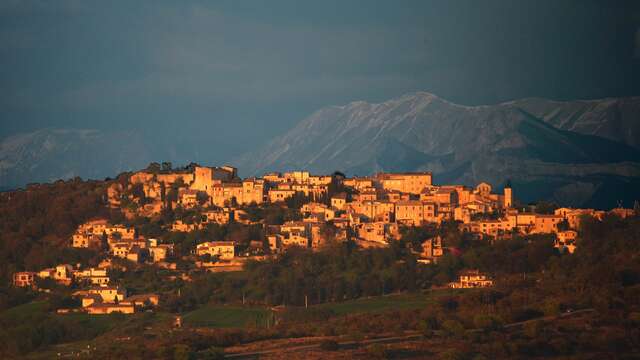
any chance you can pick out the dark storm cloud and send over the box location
[635,28,640,59]
[0,0,639,163]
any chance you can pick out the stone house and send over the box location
[196,241,236,259]
[449,270,493,289]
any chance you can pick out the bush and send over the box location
[319,339,339,351]
[366,344,390,359]
[511,308,544,322]
[473,314,503,331]
[418,313,440,331]
[481,340,509,358]
[541,299,561,316]
[438,349,466,360]
[439,296,459,312]
[442,319,466,338]
[523,320,544,339]
[417,325,434,338]
[173,344,195,360]
[549,338,572,356]
[346,330,364,342]
[200,347,225,360]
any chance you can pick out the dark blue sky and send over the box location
[1,0,639,163]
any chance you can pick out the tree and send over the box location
[441,319,465,338]
[184,162,199,172]
[196,191,210,206]
[173,344,194,360]
[285,192,310,209]
[146,162,161,173]
[166,188,179,204]
[438,349,467,360]
[473,314,503,331]
[200,347,225,360]
[130,183,146,204]
[534,201,558,215]
[366,344,390,359]
[557,219,570,231]
[523,320,544,339]
[319,340,339,351]
[332,171,346,180]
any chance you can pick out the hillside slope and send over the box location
[509,96,640,149]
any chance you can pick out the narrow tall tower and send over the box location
[504,182,513,209]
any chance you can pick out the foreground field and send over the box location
[181,289,461,329]
[0,300,127,337]
[312,289,459,316]
[4,289,457,358]
[182,305,273,328]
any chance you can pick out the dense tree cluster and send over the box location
[539,214,640,314]
[161,224,558,313]
[0,178,120,312]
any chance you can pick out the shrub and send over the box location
[173,344,194,360]
[346,331,364,342]
[366,344,390,359]
[549,338,572,356]
[319,339,339,351]
[541,299,560,316]
[438,349,466,360]
[510,308,544,322]
[473,314,503,331]
[200,347,225,360]
[523,320,544,339]
[419,314,440,331]
[442,319,466,338]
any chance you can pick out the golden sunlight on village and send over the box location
[2,1,640,358]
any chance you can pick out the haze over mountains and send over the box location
[237,92,640,208]
[508,97,640,149]
[0,128,207,191]
[0,129,150,190]
[2,93,640,208]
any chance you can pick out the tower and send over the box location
[504,185,513,209]
[193,166,213,191]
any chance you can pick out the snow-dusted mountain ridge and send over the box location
[237,92,640,208]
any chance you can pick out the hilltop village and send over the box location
[11,163,635,315]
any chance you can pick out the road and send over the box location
[224,308,595,358]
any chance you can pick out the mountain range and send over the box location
[237,92,640,208]
[2,93,639,208]
[0,129,157,189]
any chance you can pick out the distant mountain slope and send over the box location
[508,96,640,149]
[4,94,640,207]
[0,129,156,188]
[237,92,640,208]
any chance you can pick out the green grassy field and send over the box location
[182,305,272,328]
[313,289,460,315]
[0,300,49,322]
[183,289,462,329]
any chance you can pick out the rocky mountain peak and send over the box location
[236,92,640,208]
